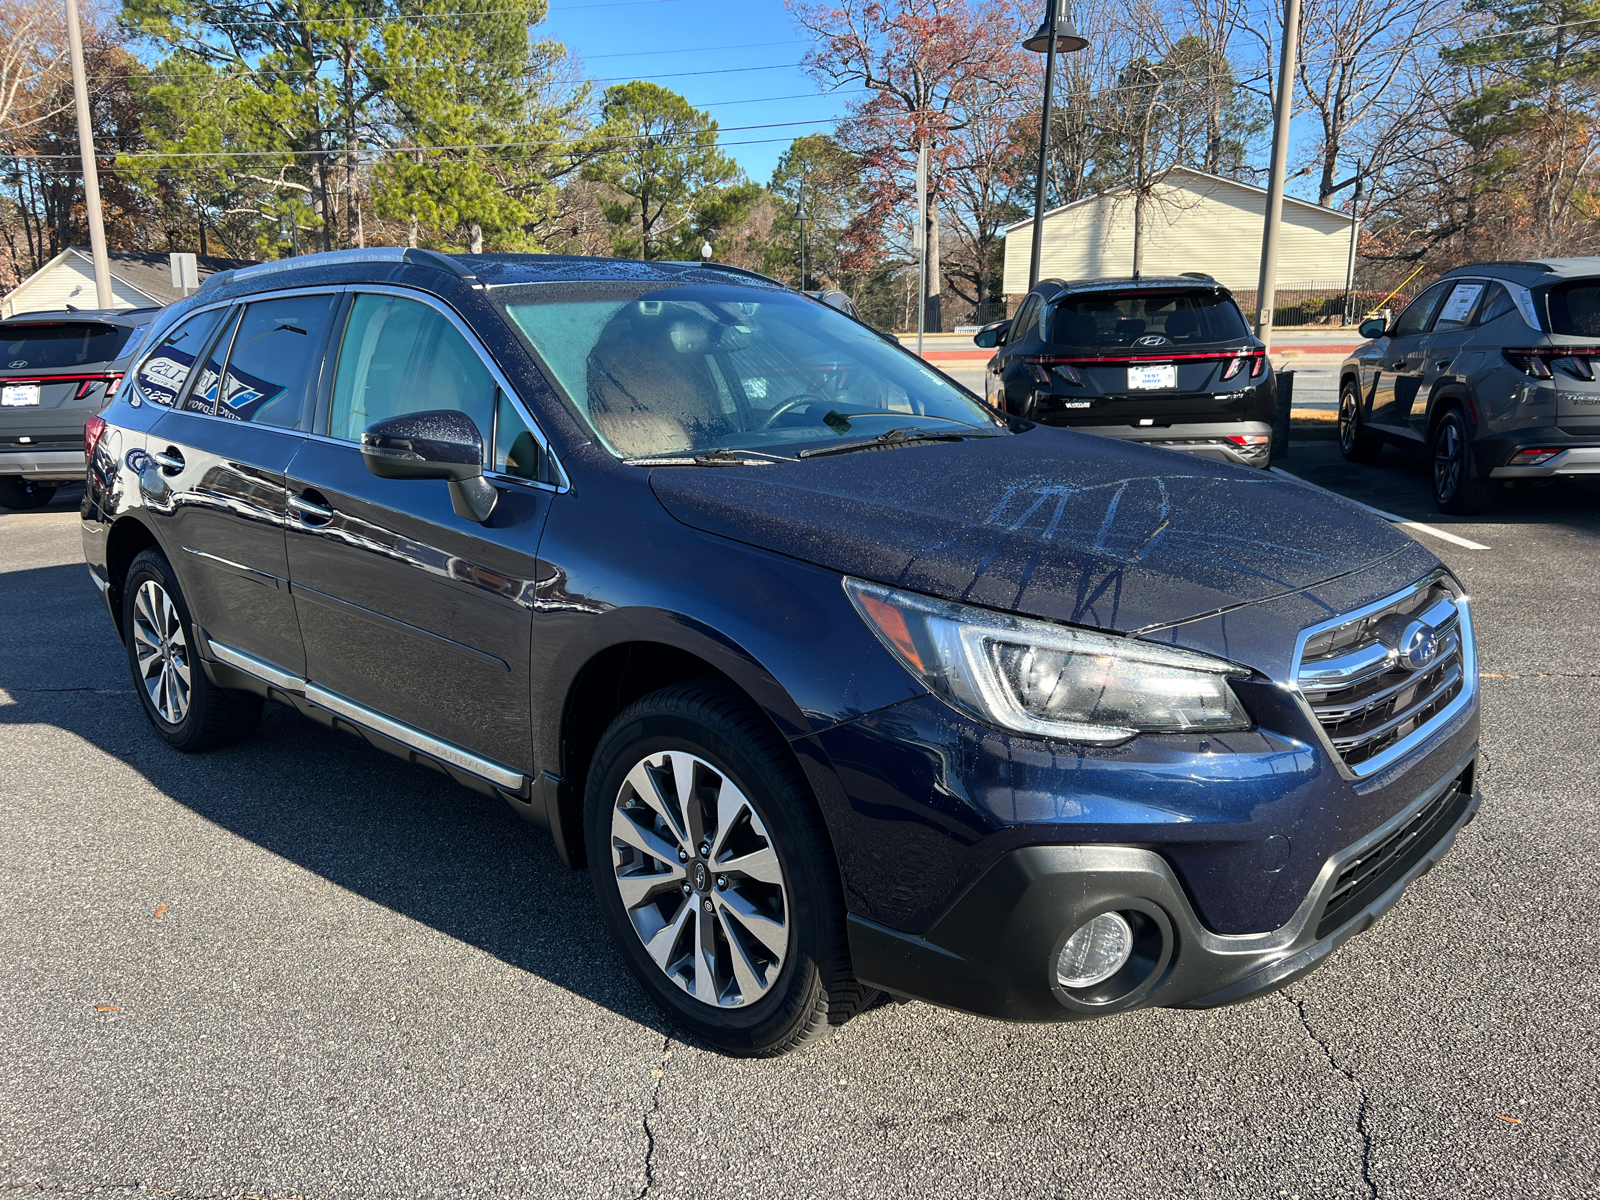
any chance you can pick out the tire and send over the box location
[1338,381,1383,463]
[1430,408,1497,515]
[123,548,263,752]
[584,682,873,1056]
[0,476,57,510]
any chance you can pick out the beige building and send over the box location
[1002,167,1358,300]
[2,247,251,317]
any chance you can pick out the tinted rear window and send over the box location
[1,322,134,370]
[1048,291,1249,349]
[1547,282,1600,336]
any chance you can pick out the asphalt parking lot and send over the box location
[3,448,1597,1200]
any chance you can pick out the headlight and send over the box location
[844,578,1251,744]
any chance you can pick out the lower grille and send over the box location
[1315,768,1473,938]
[1296,578,1470,770]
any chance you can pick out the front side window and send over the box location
[497,283,999,459]
[329,294,494,448]
[1392,282,1452,338]
[0,321,136,370]
[1048,290,1249,349]
[133,309,227,407]
[493,389,543,481]
[214,295,332,429]
[1546,281,1600,336]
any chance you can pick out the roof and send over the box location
[195,247,792,299]
[1439,257,1600,285]
[2,247,257,313]
[0,306,160,326]
[1003,166,1351,233]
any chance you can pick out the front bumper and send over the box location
[0,448,85,482]
[1076,420,1274,467]
[848,753,1478,1021]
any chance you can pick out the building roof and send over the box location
[1003,167,1351,234]
[2,247,256,314]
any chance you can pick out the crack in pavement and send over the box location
[635,1035,672,1200]
[1287,992,1379,1199]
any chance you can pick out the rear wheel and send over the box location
[584,682,872,1056]
[0,476,57,510]
[1338,382,1383,463]
[123,548,263,752]
[1430,408,1497,515]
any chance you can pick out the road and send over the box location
[2,458,1596,1199]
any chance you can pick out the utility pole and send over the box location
[1027,1,1060,291]
[1252,0,1302,356]
[65,0,113,309]
[916,140,927,359]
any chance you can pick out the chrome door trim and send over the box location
[181,546,283,589]
[200,634,526,792]
[304,682,525,791]
[204,636,303,692]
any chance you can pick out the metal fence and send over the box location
[1231,284,1412,327]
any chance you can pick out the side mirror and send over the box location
[973,319,1011,349]
[1358,317,1388,339]
[362,409,498,522]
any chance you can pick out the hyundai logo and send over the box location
[1134,335,1169,346]
[1398,620,1439,671]
[8,360,26,368]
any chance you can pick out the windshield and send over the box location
[496,283,1000,458]
[1048,290,1250,350]
[1,321,137,370]
[1546,281,1600,337]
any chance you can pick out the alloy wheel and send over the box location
[1339,391,1358,452]
[132,579,191,724]
[1434,419,1463,501]
[609,750,790,1008]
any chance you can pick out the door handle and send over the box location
[288,492,335,523]
[1435,360,1452,369]
[1386,361,1405,370]
[152,448,184,474]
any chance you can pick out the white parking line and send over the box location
[1269,467,1491,551]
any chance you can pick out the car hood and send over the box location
[649,427,1418,633]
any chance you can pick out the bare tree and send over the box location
[0,0,68,139]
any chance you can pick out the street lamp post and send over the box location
[1023,0,1088,292]
[796,184,810,292]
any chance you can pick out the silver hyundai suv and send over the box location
[1339,258,1600,513]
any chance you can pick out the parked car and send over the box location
[83,248,1479,1056]
[0,307,160,509]
[975,275,1276,467]
[1339,258,1600,513]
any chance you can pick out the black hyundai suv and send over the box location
[1,307,160,509]
[82,248,1478,1056]
[1339,258,1600,513]
[976,276,1275,467]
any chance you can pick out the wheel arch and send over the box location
[104,514,160,638]
[547,632,825,871]
[1426,386,1471,438]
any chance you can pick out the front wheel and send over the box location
[123,548,263,752]
[0,476,57,510]
[1430,409,1497,515]
[584,683,872,1056]
[1338,383,1383,463]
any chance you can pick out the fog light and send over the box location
[1056,912,1133,988]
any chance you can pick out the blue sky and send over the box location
[539,0,1324,203]
[540,0,850,184]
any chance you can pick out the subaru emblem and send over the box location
[1398,620,1439,671]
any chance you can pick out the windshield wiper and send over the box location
[796,426,998,459]
[624,447,789,467]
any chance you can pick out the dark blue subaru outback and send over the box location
[81,249,1480,1056]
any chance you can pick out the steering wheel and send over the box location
[758,393,834,429]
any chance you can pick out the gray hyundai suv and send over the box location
[1339,258,1600,513]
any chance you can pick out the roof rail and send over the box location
[198,247,479,293]
[675,260,786,286]
[1451,260,1555,273]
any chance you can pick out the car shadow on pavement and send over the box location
[1,560,678,1039]
[1279,440,1600,534]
